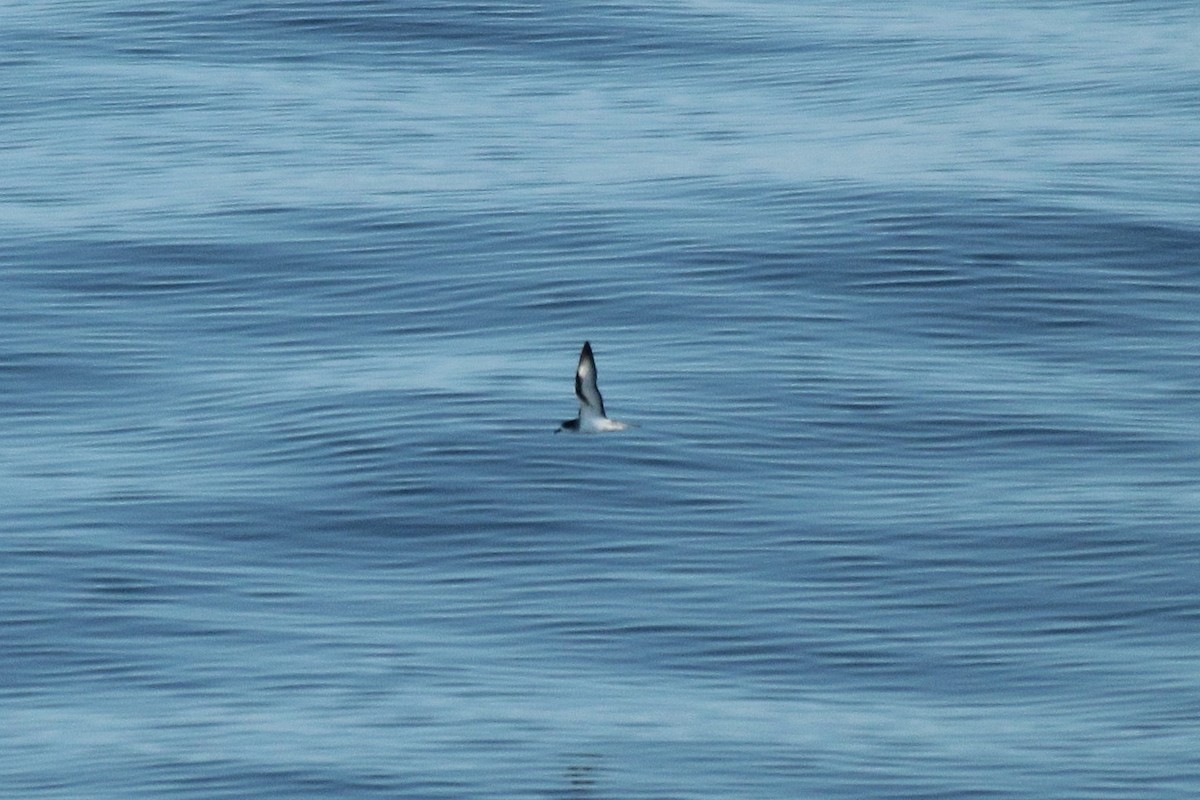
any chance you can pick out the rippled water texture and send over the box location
[3,2,1199,798]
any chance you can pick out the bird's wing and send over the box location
[574,341,606,417]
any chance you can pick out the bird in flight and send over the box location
[556,341,632,433]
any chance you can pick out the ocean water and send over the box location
[3,2,1199,798]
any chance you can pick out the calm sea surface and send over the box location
[3,2,1199,798]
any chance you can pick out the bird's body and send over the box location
[556,341,632,433]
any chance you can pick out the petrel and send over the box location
[556,341,632,433]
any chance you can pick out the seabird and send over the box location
[556,341,632,433]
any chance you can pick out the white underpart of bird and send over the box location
[556,341,632,433]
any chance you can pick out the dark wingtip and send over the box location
[581,341,592,355]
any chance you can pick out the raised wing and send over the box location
[574,341,606,417]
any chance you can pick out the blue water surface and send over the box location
[3,2,1199,798]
